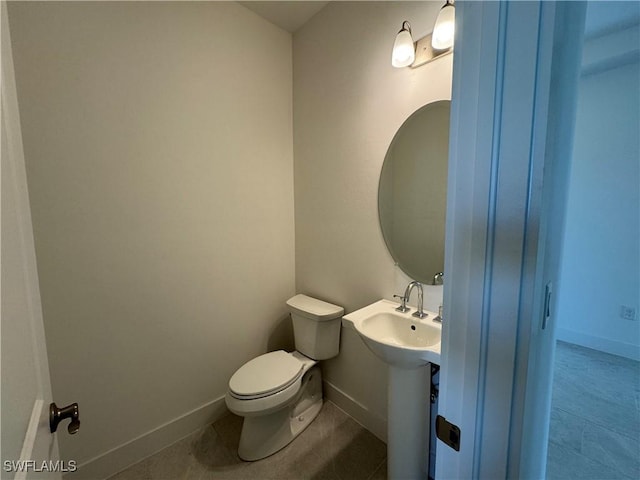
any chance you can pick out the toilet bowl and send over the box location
[225,294,344,461]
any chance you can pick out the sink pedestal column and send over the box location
[387,364,430,480]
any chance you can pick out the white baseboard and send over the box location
[556,327,640,361]
[323,380,387,443]
[65,383,386,479]
[65,395,228,480]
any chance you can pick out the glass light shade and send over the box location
[392,28,415,68]
[432,3,455,50]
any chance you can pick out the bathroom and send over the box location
[3,1,449,478]
[2,1,638,480]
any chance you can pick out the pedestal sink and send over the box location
[342,300,441,480]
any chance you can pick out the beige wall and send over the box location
[8,0,294,471]
[293,1,453,436]
[7,0,453,472]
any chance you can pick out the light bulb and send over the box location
[392,22,415,68]
[432,2,455,50]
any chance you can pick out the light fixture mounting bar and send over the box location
[411,33,452,69]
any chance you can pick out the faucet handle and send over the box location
[393,294,411,313]
[434,305,443,323]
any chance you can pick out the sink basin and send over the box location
[342,299,441,368]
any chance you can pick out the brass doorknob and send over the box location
[49,402,80,434]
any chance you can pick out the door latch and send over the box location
[542,282,552,330]
[436,415,460,451]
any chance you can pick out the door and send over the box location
[1,2,63,478]
[435,1,586,478]
[515,3,587,478]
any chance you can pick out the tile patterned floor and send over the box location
[108,341,640,480]
[108,401,387,480]
[546,341,640,480]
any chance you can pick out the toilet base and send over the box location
[238,366,323,461]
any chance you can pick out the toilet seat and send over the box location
[229,350,304,400]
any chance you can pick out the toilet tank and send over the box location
[286,294,344,360]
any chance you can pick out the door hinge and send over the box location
[436,415,460,451]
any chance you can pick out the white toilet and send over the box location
[225,294,344,461]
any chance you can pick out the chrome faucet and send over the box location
[432,272,444,285]
[400,281,427,319]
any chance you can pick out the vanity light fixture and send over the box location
[391,21,415,68]
[432,0,455,50]
[392,1,455,69]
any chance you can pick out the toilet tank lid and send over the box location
[286,294,344,321]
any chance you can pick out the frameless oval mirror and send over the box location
[378,100,450,284]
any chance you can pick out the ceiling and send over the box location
[239,1,640,38]
[585,0,640,38]
[239,1,329,33]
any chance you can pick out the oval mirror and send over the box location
[378,100,450,284]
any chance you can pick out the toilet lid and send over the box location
[229,350,304,398]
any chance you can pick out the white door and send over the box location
[515,3,587,478]
[1,2,64,478]
[436,1,586,478]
